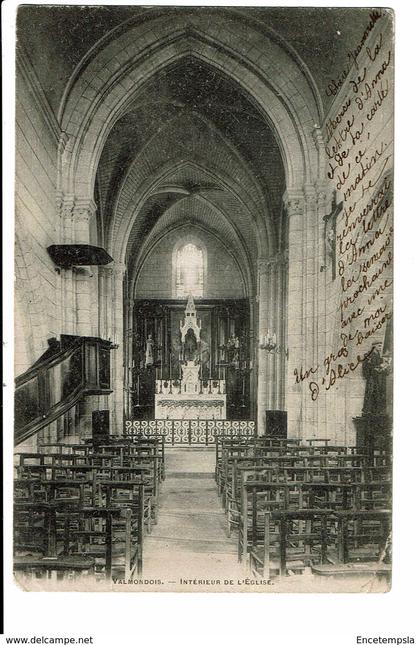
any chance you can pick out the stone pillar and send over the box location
[284,185,332,442]
[73,200,96,338]
[97,265,114,416]
[73,199,97,438]
[267,258,277,409]
[73,199,95,244]
[284,191,305,439]
[125,298,135,419]
[315,187,329,441]
[301,187,318,441]
[59,196,76,334]
[249,296,257,420]
[109,262,126,434]
[98,266,113,341]
[256,258,270,435]
[275,253,286,410]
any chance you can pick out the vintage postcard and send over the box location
[12,4,393,594]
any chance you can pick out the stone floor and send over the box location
[142,448,244,589]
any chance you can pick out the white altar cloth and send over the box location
[155,392,226,420]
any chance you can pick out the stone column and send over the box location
[284,191,305,439]
[73,199,96,337]
[267,258,277,409]
[273,252,285,410]
[125,298,135,419]
[315,187,329,441]
[109,262,126,434]
[284,185,333,442]
[59,196,76,334]
[257,258,270,435]
[72,199,98,438]
[249,296,257,420]
[301,187,318,441]
[97,265,114,414]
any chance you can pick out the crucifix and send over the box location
[322,191,343,280]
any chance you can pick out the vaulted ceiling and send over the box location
[17,5,374,296]
[97,57,280,286]
[17,5,373,115]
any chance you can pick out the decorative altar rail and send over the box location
[124,419,256,446]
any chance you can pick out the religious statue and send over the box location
[226,333,240,368]
[184,328,199,363]
[362,342,391,416]
[145,334,154,367]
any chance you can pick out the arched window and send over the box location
[175,242,204,298]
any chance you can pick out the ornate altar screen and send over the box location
[131,297,250,419]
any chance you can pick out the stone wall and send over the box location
[15,53,60,375]
[286,11,393,443]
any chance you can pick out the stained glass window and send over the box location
[175,243,204,298]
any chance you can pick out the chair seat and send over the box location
[251,545,320,569]
[311,562,391,577]
[14,555,95,571]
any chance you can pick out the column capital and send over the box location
[315,183,330,210]
[283,189,305,217]
[57,194,75,218]
[303,186,318,211]
[312,125,325,151]
[257,255,278,276]
[58,131,70,156]
[98,265,114,278]
[73,197,96,223]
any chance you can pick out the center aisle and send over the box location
[143,447,243,587]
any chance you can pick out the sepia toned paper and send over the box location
[13,4,393,595]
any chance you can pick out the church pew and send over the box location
[250,508,334,578]
[67,506,123,579]
[215,440,379,498]
[249,507,392,579]
[14,554,96,582]
[16,446,160,570]
[102,481,145,577]
[238,481,318,562]
[14,481,147,580]
[223,457,368,512]
[238,480,391,565]
[14,480,95,559]
[237,479,356,563]
[122,435,165,477]
[14,500,58,557]
[15,462,154,530]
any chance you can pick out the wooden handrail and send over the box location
[15,335,114,446]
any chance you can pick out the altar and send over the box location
[154,295,226,420]
[155,379,226,420]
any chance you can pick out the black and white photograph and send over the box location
[10,3,395,598]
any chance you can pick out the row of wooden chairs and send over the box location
[250,508,391,579]
[215,437,389,494]
[215,437,392,580]
[14,436,165,582]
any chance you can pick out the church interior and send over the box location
[14,6,393,590]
